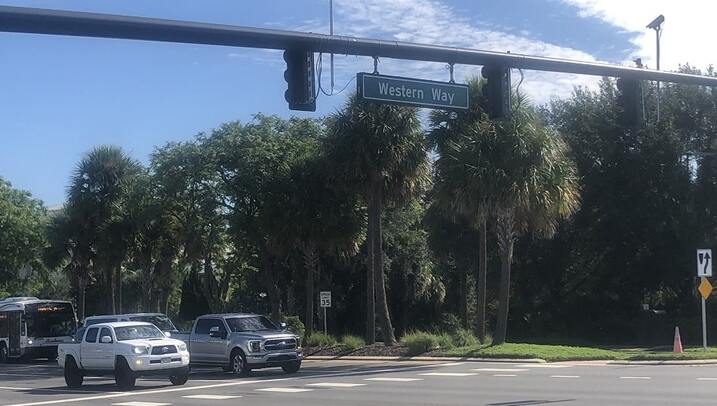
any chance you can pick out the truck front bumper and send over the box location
[246,349,303,368]
[127,352,190,372]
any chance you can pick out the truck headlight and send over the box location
[178,343,187,352]
[248,341,261,352]
[132,346,149,355]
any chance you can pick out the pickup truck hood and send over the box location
[231,331,297,340]
[122,338,184,348]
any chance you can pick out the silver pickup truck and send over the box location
[183,313,302,376]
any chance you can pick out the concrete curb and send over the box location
[304,355,547,363]
[607,359,717,366]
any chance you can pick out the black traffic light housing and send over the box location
[616,77,644,127]
[283,49,316,111]
[481,65,511,118]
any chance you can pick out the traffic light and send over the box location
[616,77,643,127]
[283,49,316,111]
[481,65,511,118]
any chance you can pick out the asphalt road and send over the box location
[2,358,717,405]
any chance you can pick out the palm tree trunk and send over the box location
[366,189,376,344]
[494,210,515,345]
[476,218,487,342]
[372,181,397,346]
[115,263,122,313]
[458,258,469,329]
[303,245,317,338]
[77,273,87,320]
[105,264,115,314]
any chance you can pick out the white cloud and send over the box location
[559,0,717,71]
[300,0,605,104]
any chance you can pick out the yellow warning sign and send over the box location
[698,277,713,300]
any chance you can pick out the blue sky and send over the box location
[0,0,711,205]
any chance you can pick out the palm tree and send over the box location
[68,145,141,314]
[440,95,580,344]
[266,151,363,339]
[326,95,430,345]
[429,77,490,341]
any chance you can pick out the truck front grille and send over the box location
[264,338,297,351]
[150,345,177,355]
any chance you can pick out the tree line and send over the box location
[3,66,717,345]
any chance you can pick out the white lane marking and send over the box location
[697,378,717,381]
[517,364,570,369]
[471,368,527,372]
[550,375,581,379]
[435,362,465,367]
[2,379,287,406]
[305,383,366,388]
[493,374,517,377]
[0,373,55,377]
[3,362,448,406]
[0,386,32,390]
[364,378,423,382]
[182,395,241,400]
[418,372,477,377]
[619,376,651,380]
[112,402,171,406]
[256,388,313,393]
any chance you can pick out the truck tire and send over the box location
[229,349,249,377]
[114,357,137,389]
[64,356,84,388]
[169,367,189,385]
[0,343,8,363]
[282,361,301,374]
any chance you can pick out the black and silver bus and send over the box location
[0,297,77,362]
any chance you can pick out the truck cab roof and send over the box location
[197,313,261,319]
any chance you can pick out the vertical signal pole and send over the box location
[703,296,708,349]
[329,0,334,92]
[647,15,664,123]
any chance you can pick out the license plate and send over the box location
[161,357,171,364]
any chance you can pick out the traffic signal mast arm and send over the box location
[2,5,717,88]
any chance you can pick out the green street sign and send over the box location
[357,73,469,110]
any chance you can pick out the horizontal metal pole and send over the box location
[1,5,717,87]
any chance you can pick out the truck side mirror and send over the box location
[209,326,226,339]
[164,331,171,338]
[100,336,113,344]
[279,322,288,330]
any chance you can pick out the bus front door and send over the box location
[8,312,21,358]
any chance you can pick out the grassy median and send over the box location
[436,343,717,362]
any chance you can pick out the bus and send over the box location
[0,297,77,362]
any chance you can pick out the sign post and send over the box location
[697,249,713,349]
[320,291,331,335]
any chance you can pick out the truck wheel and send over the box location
[282,361,301,374]
[114,357,137,389]
[169,367,189,385]
[0,343,8,363]
[64,357,84,388]
[230,350,249,377]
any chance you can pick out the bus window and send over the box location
[0,313,7,338]
[24,303,75,338]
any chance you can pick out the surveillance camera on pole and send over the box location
[646,14,664,122]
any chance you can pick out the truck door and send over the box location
[80,327,100,369]
[191,318,226,365]
[7,312,22,358]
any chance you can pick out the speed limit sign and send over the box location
[320,291,332,308]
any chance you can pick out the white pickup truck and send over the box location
[57,321,190,388]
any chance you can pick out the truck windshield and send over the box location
[128,315,177,332]
[225,316,276,332]
[114,325,165,341]
[24,302,76,338]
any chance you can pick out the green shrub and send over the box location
[402,331,441,355]
[282,315,305,340]
[341,335,366,350]
[436,332,455,350]
[305,332,337,347]
[453,328,479,347]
